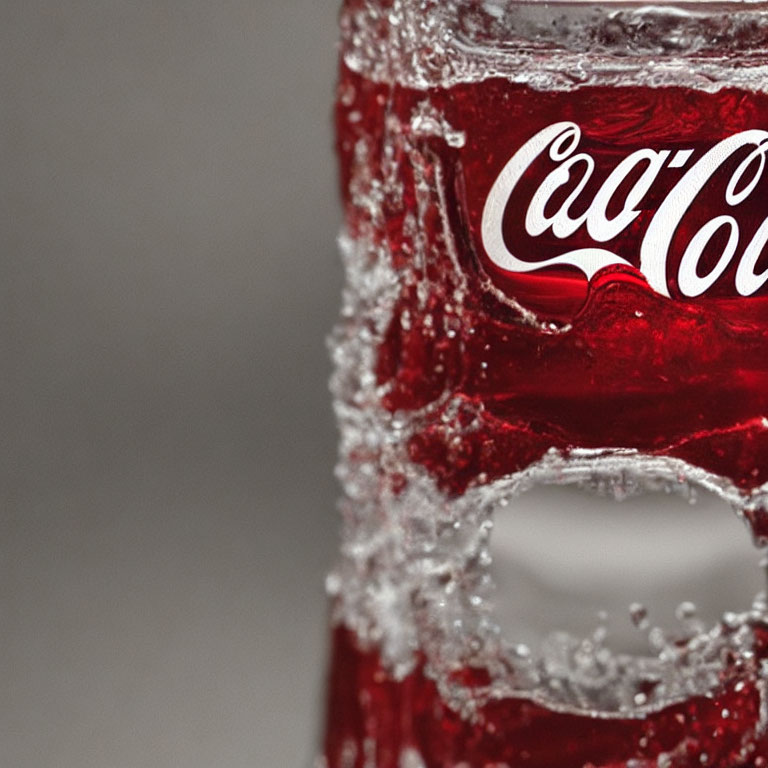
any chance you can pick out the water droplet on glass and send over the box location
[629,602,648,629]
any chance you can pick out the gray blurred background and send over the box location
[3,3,340,766]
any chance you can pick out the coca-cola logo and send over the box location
[481,122,768,301]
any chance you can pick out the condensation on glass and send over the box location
[322,2,768,766]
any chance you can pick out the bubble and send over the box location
[629,602,649,629]
[675,601,697,622]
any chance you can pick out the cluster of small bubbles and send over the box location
[340,0,768,93]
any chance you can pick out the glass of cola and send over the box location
[322,1,768,765]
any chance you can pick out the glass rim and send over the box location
[341,0,768,94]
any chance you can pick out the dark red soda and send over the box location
[337,67,768,512]
[324,2,768,764]
[324,626,768,767]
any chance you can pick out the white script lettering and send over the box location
[481,122,768,298]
